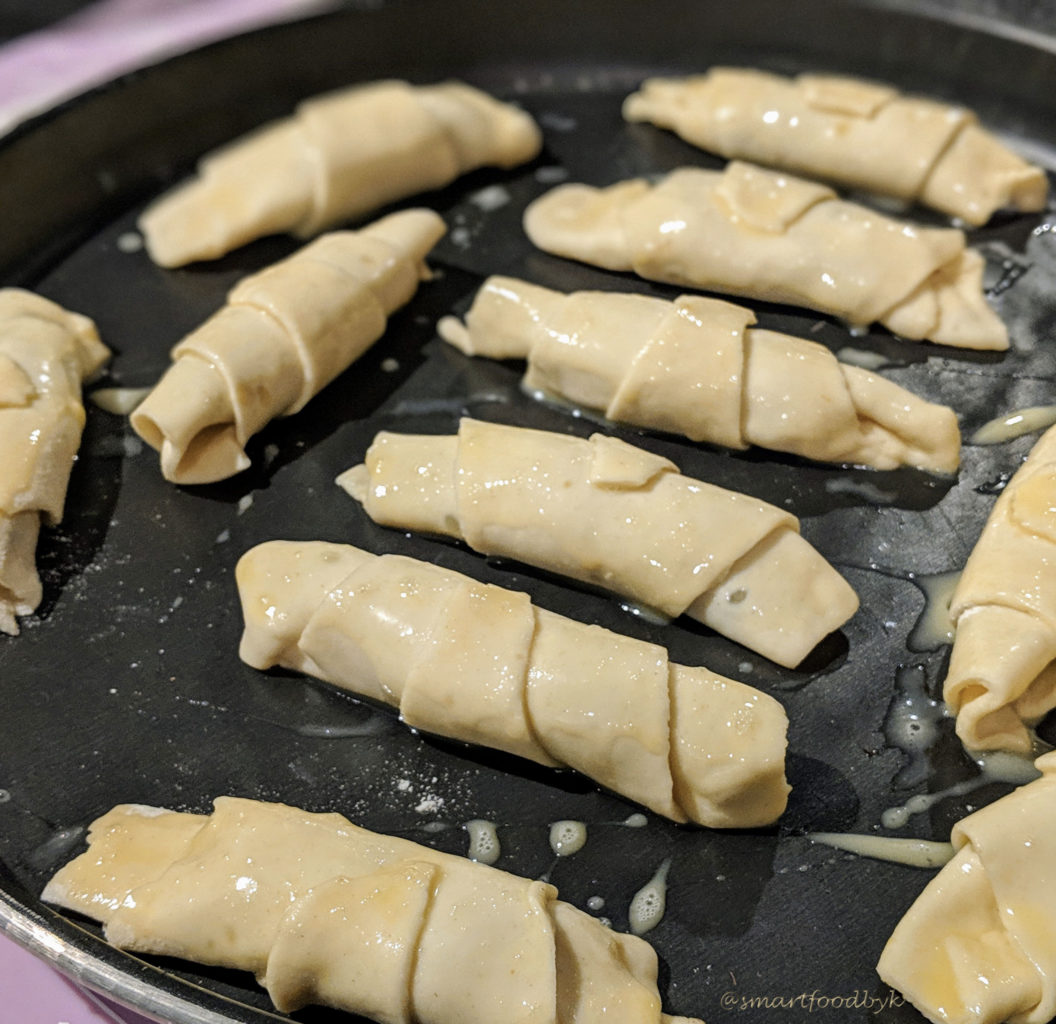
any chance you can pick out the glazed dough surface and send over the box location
[439,275,960,472]
[623,67,1048,225]
[42,797,702,1024]
[130,209,445,485]
[878,751,1056,1024]
[0,289,109,634]
[523,162,1008,350]
[139,79,541,267]
[338,418,858,667]
[945,424,1056,753]
[236,540,790,827]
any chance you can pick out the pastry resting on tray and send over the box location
[523,161,1008,350]
[130,208,445,485]
[623,67,1048,226]
[237,540,790,828]
[139,79,541,267]
[944,424,1056,754]
[337,418,859,668]
[42,796,703,1024]
[438,275,961,473]
[878,751,1056,1024]
[0,289,109,635]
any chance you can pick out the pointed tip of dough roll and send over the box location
[359,207,447,269]
[523,180,648,271]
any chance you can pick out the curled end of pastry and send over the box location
[0,511,43,636]
[669,665,790,828]
[523,180,648,271]
[687,527,859,669]
[131,354,247,485]
[944,603,1056,755]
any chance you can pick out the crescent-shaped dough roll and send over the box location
[944,425,1056,754]
[438,275,960,472]
[42,796,702,1024]
[623,67,1048,226]
[337,418,858,668]
[877,751,1056,1024]
[236,540,790,827]
[522,161,1008,351]
[138,79,541,267]
[0,289,109,635]
[130,208,446,485]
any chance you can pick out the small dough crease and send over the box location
[139,79,541,267]
[0,289,109,634]
[130,209,445,484]
[338,418,858,667]
[523,161,1008,350]
[236,540,790,827]
[945,424,1056,753]
[438,275,960,472]
[878,750,1056,1024]
[42,796,704,1024]
[623,67,1048,225]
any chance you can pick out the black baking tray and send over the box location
[1,1,1055,1021]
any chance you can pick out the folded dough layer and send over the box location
[139,79,541,267]
[438,275,960,472]
[945,424,1056,753]
[523,162,1008,350]
[877,750,1056,1024]
[236,540,790,827]
[0,289,110,634]
[130,209,445,485]
[42,796,703,1024]
[623,67,1048,226]
[337,418,858,667]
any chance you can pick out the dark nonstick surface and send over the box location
[2,1,1056,1021]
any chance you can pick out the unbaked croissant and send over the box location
[237,540,790,828]
[438,275,961,472]
[944,424,1056,754]
[42,796,703,1024]
[0,289,109,635]
[523,161,1008,350]
[623,67,1048,226]
[877,751,1056,1024]
[338,418,859,668]
[139,79,541,267]
[131,208,445,485]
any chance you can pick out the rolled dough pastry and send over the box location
[523,161,1008,350]
[139,79,541,267]
[131,208,446,485]
[877,750,1056,1024]
[438,275,961,472]
[43,796,702,1024]
[237,539,790,827]
[0,289,109,635]
[944,424,1056,754]
[623,67,1048,226]
[337,418,859,667]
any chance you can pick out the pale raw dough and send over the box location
[139,79,541,267]
[877,750,1056,1024]
[0,289,109,634]
[42,796,703,1024]
[438,275,961,472]
[623,67,1048,226]
[130,209,445,485]
[945,424,1056,754]
[523,161,1008,350]
[337,418,859,667]
[236,540,790,827]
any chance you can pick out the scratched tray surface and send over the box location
[1,1,1056,1022]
